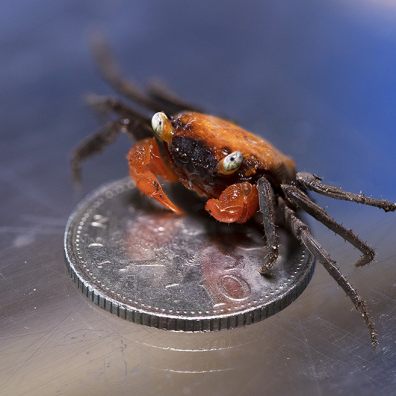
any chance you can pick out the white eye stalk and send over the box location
[218,151,244,175]
[151,112,173,143]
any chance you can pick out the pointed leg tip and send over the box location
[259,259,276,278]
[355,255,374,268]
[71,166,82,187]
[384,203,396,212]
[259,268,274,279]
[371,334,379,348]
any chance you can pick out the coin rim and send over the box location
[64,178,315,331]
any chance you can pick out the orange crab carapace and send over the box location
[128,111,295,224]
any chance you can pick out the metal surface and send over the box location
[65,179,314,330]
[1,1,396,395]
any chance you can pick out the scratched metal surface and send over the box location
[1,1,396,395]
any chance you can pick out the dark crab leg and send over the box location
[147,81,203,114]
[280,199,378,346]
[85,94,152,125]
[296,172,396,212]
[92,37,160,111]
[281,184,375,267]
[257,177,280,273]
[71,117,150,182]
[92,37,197,115]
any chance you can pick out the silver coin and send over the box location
[64,178,315,331]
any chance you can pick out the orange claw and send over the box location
[127,138,182,214]
[205,182,259,224]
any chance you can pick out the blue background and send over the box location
[1,1,396,395]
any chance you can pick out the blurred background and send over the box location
[1,1,396,395]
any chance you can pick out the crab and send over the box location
[72,41,396,346]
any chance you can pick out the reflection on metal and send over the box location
[64,178,315,330]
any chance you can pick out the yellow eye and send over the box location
[151,112,173,143]
[217,151,243,175]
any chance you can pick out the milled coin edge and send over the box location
[64,178,315,331]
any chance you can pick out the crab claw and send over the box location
[128,138,182,214]
[205,182,258,224]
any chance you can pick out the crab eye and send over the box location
[217,151,243,175]
[151,112,173,143]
